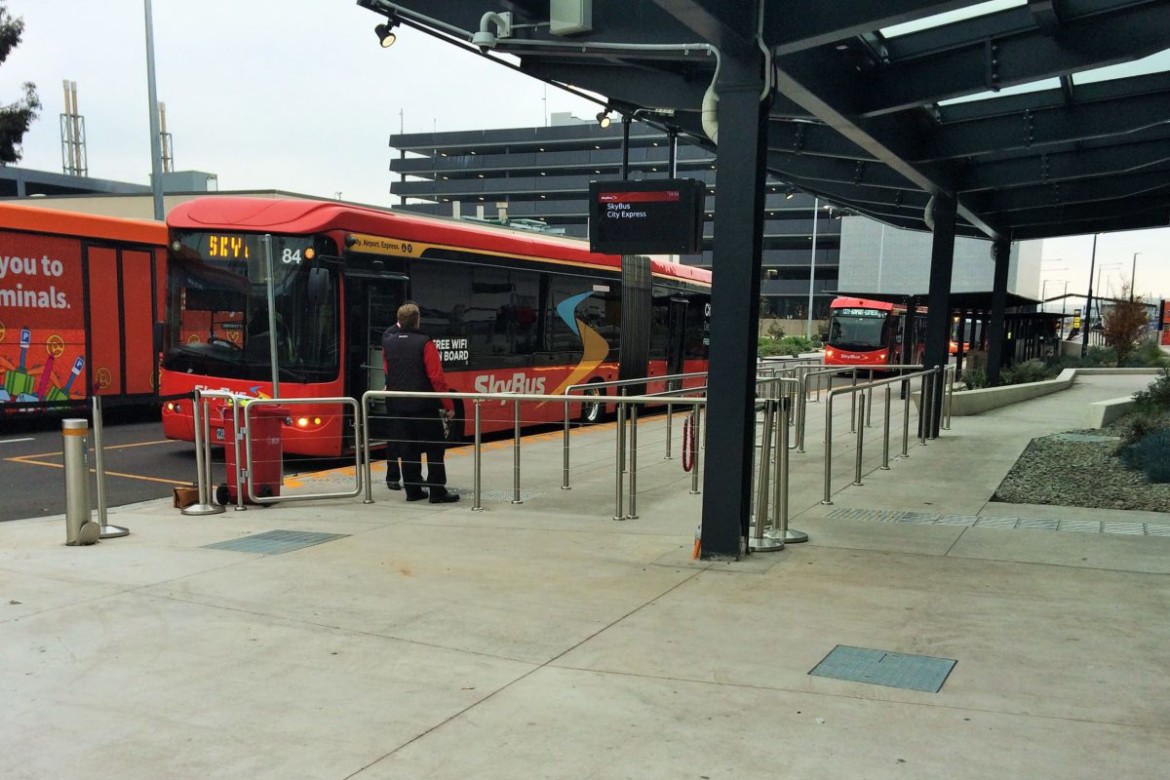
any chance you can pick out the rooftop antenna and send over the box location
[60,80,88,177]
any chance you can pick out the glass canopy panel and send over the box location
[879,0,1024,38]
[1072,49,1170,85]
[937,78,1062,106]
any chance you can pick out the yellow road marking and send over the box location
[4,457,193,486]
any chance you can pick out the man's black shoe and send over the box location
[386,482,402,491]
[405,491,429,502]
[428,492,460,504]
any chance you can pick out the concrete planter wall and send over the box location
[916,367,1158,418]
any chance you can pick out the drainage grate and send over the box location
[810,645,956,693]
[203,530,349,555]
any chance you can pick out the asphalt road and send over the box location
[1,412,200,523]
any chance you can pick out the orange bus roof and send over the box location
[0,202,165,246]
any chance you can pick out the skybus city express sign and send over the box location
[588,179,705,255]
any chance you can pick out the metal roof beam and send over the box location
[976,166,1170,214]
[860,1,1170,116]
[959,134,1170,192]
[768,1,976,55]
[921,80,1170,161]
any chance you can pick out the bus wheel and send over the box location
[580,385,605,424]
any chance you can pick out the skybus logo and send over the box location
[472,373,546,394]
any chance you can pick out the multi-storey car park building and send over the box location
[388,112,840,322]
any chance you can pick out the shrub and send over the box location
[1000,359,1054,386]
[961,367,988,389]
[1132,367,1170,414]
[1114,409,1170,451]
[1127,339,1170,368]
[766,322,785,340]
[1118,428,1170,483]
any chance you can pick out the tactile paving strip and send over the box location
[810,644,956,693]
[203,530,349,555]
[475,489,543,503]
[827,509,1170,536]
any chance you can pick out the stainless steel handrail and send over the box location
[820,366,937,505]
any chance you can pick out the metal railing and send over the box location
[562,371,708,490]
[819,366,941,505]
[359,389,707,518]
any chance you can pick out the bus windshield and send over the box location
[161,231,338,382]
[827,311,889,349]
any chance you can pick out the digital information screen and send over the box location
[588,179,705,255]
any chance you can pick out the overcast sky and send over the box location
[1,0,1167,303]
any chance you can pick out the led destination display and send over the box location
[588,179,705,255]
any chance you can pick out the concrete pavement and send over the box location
[2,370,1168,779]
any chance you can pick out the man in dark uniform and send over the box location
[381,302,459,503]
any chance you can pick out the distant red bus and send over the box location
[159,197,711,457]
[0,204,166,418]
[824,296,924,368]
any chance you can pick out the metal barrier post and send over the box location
[943,365,955,430]
[919,372,931,446]
[687,402,697,493]
[231,399,247,511]
[688,404,702,494]
[776,397,808,543]
[902,380,912,458]
[63,418,99,546]
[852,391,866,486]
[91,396,128,538]
[822,393,834,504]
[182,389,224,516]
[750,400,783,552]
[512,398,523,504]
[881,386,892,470]
[628,402,639,519]
[849,371,858,432]
[362,395,374,504]
[614,399,626,519]
[472,399,483,511]
[562,399,571,489]
[664,401,673,459]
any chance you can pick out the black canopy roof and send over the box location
[358,0,1170,248]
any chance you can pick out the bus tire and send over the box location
[580,384,605,424]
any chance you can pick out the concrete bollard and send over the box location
[62,418,99,546]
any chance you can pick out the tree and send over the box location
[0,4,40,165]
[1102,283,1150,365]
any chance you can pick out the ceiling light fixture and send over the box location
[374,16,400,47]
[596,110,612,129]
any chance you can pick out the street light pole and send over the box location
[805,197,819,340]
[1082,234,1097,357]
[144,0,165,221]
[1131,251,1142,298]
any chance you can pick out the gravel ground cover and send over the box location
[992,425,1170,513]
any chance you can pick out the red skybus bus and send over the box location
[159,197,710,457]
[0,203,166,419]
[824,296,925,369]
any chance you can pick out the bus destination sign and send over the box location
[588,179,705,255]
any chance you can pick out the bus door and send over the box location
[343,273,407,441]
[665,298,689,389]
